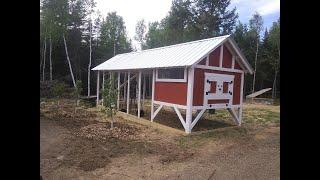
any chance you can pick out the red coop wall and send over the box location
[153,43,245,107]
[193,44,244,106]
[154,82,188,105]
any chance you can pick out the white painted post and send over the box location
[102,71,105,90]
[102,71,105,106]
[239,72,245,125]
[117,71,120,110]
[151,69,155,121]
[124,72,127,102]
[142,73,146,107]
[96,71,100,106]
[231,56,235,69]
[127,72,130,114]
[185,67,194,133]
[219,44,224,67]
[138,71,142,118]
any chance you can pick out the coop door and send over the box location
[204,73,234,109]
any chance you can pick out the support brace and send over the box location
[151,104,163,121]
[173,106,187,130]
[227,107,242,125]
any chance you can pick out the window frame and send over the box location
[156,67,187,83]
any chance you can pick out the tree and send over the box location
[194,0,238,38]
[134,19,147,49]
[102,76,117,129]
[87,0,96,96]
[268,19,280,98]
[99,12,132,59]
[249,12,263,93]
[52,81,66,108]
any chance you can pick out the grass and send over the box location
[175,103,280,149]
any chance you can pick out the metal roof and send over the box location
[92,34,253,74]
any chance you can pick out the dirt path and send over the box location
[40,100,279,180]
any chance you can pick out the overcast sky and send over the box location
[94,0,280,49]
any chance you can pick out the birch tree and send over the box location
[249,12,263,93]
[42,35,47,81]
[268,19,280,99]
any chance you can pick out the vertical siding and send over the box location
[222,47,233,68]
[208,46,220,67]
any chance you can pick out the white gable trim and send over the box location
[191,36,253,74]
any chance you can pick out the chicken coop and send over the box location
[92,35,253,133]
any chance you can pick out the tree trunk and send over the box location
[272,70,277,99]
[110,112,114,129]
[42,35,47,81]
[63,33,76,88]
[113,41,116,56]
[40,41,45,76]
[49,36,53,81]
[88,21,92,96]
[252,38,259,93]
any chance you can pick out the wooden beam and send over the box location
[219,44,224,67]
[152,104,163,120]
[142,73,146,108]
[120,74,137,88]
[138,71,142,118]
[185,67,194,133]
[151,69,155,121]
[117,72,120,110]
[227,108,240,125]
[232,56,235,69]
[124,72,126,102]
[96,71,100,106]
[127,72,130,114]
[190,108,206,130]
[173,106,187,130]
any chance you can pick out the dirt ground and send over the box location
[40,99,280,180]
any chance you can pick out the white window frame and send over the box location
[156,67,187,82]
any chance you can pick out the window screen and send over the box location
[157,68,185,79]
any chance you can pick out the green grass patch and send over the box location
[175,126,248,149]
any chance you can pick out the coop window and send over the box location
[156,68,187,82]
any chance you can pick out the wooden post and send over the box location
[138,71,142,118]
[102,71,105,106]
[127,72,130,114]
[124,72,127,102]
[239,72,245,125]
[102,71,105,90]
[96,71,100,106]
[149,73,152,98]
[151,69,155,121]
[185,67,194,133]
[142,73,146,108]
[117,72,120,110]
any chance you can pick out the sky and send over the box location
[94,0,280,49]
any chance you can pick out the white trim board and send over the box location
[155,67,187,83]
[195,65,244,73]
[153,100,187,109]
